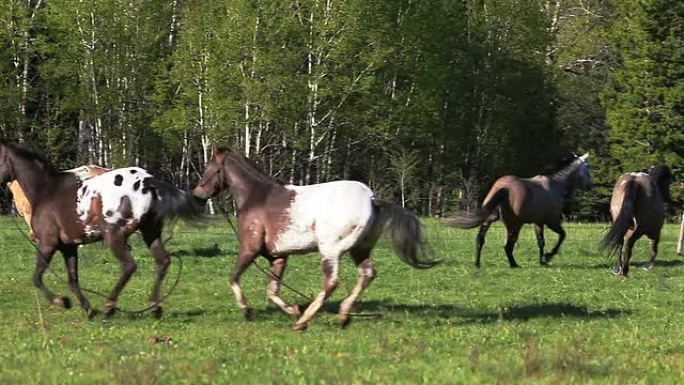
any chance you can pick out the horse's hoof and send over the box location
[292,322,308,331]
[339,314,351,328]
[242,307,255,321]
[86,308,100,320]
[510,264,520,268]
[289,304,302,317]
[151,306,163,320]
[643,263,654,272]
[53,296,71,309]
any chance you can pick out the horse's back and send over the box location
[271,180,375,254]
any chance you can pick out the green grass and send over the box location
[1,217,683,384]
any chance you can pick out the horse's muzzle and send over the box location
[192,186,210,200]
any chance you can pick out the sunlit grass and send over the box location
[0,217,683,384]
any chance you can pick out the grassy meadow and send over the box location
[0,217,683,384]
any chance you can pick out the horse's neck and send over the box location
[547,162,579,192]
[11,155,57,205]
[224,159,270,211]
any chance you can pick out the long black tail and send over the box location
[443,186,508,229]
[372,199,440,269]
[600,180,636,256]
[143,178,203,222]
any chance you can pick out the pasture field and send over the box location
[1,217,683,384]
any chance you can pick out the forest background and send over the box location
[0,0,681,219]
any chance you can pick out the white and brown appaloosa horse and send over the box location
[0,141,200,319]
[602,165,672,276]
[192,146,438,330]
[445,153,592,268]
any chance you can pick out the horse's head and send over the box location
[648,165,673,203]
[571,153,592,189]
[0,141,15,184]
[192,144,229,200]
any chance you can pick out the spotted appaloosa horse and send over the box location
[8,165,110,238]
[192,146,438,330]
[445,153,592,268]
[602,165,672,276]
[0,141,199,318]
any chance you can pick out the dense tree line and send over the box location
[0,0,681,218]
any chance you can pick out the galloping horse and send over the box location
[446,154,592,268]
[601,165,672,276]
[8,164,110,238]
[192,146,438,330]
[0,141,199,318]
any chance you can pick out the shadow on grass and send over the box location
[562,258,684,270]
[174,243,231,258]
[259,299,629,325]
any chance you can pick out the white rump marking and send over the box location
[272,181,375,255]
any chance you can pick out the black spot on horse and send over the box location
[80,186,88,195]
[105,210,113,217]
[130,169,137,174]
[133,180,141,191]
[141,187,149,194]
[114,174,123,186]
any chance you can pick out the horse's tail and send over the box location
[143,178,203,222]
[372,199,440,269]
[601,180,636,256]
[444,185,508,229]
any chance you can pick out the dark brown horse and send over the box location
[0,141,199,318]
[192,146,437,330]
[446,153,592,267]
[602,165,672,276]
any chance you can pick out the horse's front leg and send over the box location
[32,243,69,308]
[293,251,340,331]
[264,255,300,316]
[231,247,258,320]
[544,222,565,263]
[61,245,98,319]
[533,224,546,265]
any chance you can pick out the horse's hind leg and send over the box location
[293,250,341,331]
[612,238,625,275]
[61,245,97,319]
[643,235,659,272]
[544,221,566,263]
[475,222,492,268]
[103,226,138,316]
[141,220,170,319]
[533,224,546,265]
[504,224,522,268]
[621,232,641,277]
[265,255,301,316]
[339,247,377,327]
[32,243,68,308]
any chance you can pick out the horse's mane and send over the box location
[219,147,285,186]
[648,164,672,202]
[540,154,579,176]
[0,140,58,174]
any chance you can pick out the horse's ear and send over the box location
[579,153,589,161]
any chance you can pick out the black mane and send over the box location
[0,140,58,174]
[648,164,672,203]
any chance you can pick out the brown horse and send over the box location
[601,165,672,276]
[192,146,438,330]
[0,141,199,318]
[8,164,110,238]
[446,153,592,268]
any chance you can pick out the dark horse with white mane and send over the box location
[0,141,199,318]
[192,146,438,330]
[446,154,592,267]
[601,165,672,276]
